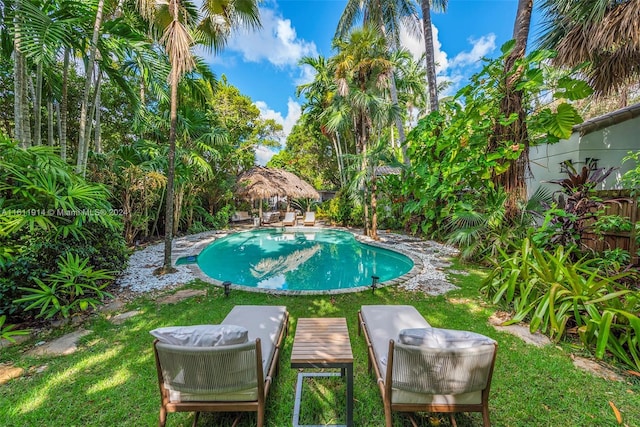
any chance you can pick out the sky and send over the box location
[203,0,544,164]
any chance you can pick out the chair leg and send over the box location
[192,411,200,427]
[257,408,265,427]
[449,414,458,427]
[158,407,167,427]
[384,400,393,427]
[482,406,491,427]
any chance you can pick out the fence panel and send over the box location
[581,190,639,264]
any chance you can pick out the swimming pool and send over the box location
[196,228,414,292]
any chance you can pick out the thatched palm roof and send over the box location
[235,166,320,200]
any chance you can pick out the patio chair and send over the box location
[282,211,296,226]
[358,305,497,427]
[303,211,315,226]
[152,305,289,427]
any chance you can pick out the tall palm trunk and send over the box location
[33,62,43,145]
[47,99,54,146]
[94,81,102,153]
[163,64,179,270]
[77,0,104,175]
[60,48,69,160]
[492,0,533,218]
[421,0,439,113]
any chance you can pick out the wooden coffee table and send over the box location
[291,317,354,427]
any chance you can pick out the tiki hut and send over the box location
[235,167,320,219]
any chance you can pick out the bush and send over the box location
[482,237,640,370]
[0,138,128,322]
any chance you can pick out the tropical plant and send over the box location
[621,151,640,195]
[482,237,640,370]
[403,45,588,239]
[0,315,29,342]
[445,186,551,262]
[0,137,127,321]
[533,165,617,250]
[537,0,640,98]
[15,253,115,319]
[335,0,421,162]
[138,0,261,272]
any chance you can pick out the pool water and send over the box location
[197,229,413,291]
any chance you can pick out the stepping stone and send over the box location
[571,356,624,381]
[109,310,142,325]
[0,334,30,349]
[26,329,92,357]
[489,313,551,347]
[0,364,24,385]
[158,289,206,304]
[99,299,126,313]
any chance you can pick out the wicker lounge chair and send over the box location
[303,211,315,226]
[358,305,497,426]
[153,305,289,427]
[282,212,296,226]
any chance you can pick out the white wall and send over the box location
[528,114,640,197]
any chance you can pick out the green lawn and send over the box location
[1,267,638,426]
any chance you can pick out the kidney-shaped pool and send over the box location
[196,228,414,292]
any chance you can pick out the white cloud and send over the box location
[400,23,449,74]
[253,98,302,165]
[227,8,318,67]
[450,34,496,68]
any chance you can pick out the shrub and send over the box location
[0,138,128,322]
[15,253,115,320]
[482,237,640,370]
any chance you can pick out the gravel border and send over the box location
[114,227,460,296]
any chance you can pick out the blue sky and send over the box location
[203,0,542,164]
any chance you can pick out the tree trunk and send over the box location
[33,62,43,145]
[60,48,69,160]
[13,0,24,146]
[47,99,54,146]
[371,172,378,240]
[163,64,179,271]
[421,0,439,113]
[93,73,103,153]
[492,0,533,218]
[77,0,104,176]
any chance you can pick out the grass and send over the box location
[1,266,638,427]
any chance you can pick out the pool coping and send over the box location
[179,226,424,295]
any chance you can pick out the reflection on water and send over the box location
[251,245,321,279]
[197,229,412,291]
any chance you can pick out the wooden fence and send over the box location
[581,190,639,264]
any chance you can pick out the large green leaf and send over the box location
[539,103,581,139]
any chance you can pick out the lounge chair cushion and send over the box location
[398,327,496,348]
[360,305,430,377]
[222,305,288,375]
[150,324,248,347]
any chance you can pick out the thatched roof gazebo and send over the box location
[235,167,320,219]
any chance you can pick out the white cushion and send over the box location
[150,324,248,347]
[398,327,495,349]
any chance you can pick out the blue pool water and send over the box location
[196,229,413,291]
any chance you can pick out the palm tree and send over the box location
[297,55,348,186]
[139,0,260,272]
[537,0,640,99]
[335,0,421,166]
[330,26,398,238]
[420,0,447,112]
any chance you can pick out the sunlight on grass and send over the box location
[86,367,131,394]
[309,298,341,316]
[17,346,122,414]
